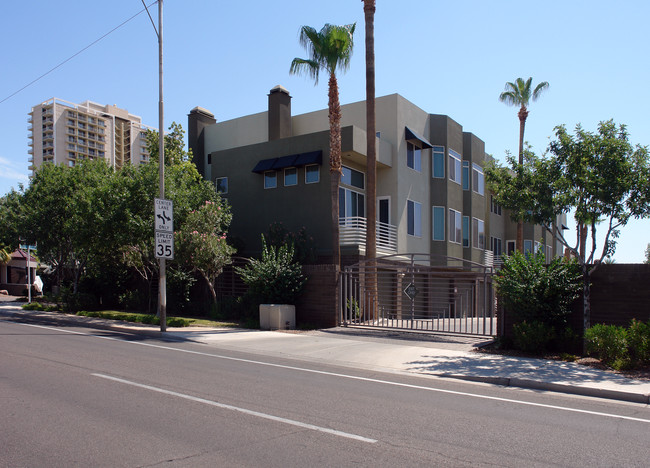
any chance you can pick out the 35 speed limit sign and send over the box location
[155,231,174,259]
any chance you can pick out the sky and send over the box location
[1,0,648,262]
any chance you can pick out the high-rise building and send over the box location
[28,98,154,175]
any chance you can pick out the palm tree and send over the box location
[499,77,549,253]
[290,23,356,270]
[363,0,377,318]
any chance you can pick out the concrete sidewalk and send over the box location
[2,302,650,404]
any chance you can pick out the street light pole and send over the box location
[157,0,166,332]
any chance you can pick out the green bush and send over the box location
[512,320,555,354]
[235,235,306,305]
[496,251,582,330]
[585,323,628,364]
[626,319,650,363]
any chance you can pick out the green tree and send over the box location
[645,244,650,264]
[487,120,650,335]
[0,188,25,251]
[499,77,549,253]
[175,199,235,305]
[290,23,356,271]
[145,121,191,165]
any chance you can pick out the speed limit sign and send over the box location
[155,232,174,259]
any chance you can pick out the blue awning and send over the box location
[405,126,433,149]
[252,150,323,173]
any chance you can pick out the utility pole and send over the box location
[143,0,166,331]
[157,0,166,332]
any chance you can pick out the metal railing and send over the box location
[340,253,496,336]
[339,216,397,253]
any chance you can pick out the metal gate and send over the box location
[340,254,496,336]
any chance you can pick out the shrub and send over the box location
[496,251,582,330]
[235,235,306,305]
[627,319,650,364]
[585,323,628,364]
[512,320,555,354]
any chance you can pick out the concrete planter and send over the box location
[259,304,295,330]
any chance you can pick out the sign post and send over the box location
[154,197,173,332]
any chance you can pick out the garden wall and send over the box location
[294,264,339,328]
[572,263,650,328]
[499,263,650,338]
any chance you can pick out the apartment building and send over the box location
[188,86,564,266]
[28,98,153,175]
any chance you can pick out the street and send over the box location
[2,317,650,467]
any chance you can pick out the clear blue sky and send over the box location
[1,1,648,261]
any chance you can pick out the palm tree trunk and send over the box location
[328,72,342,271]
[363,0,377,320]
[516,107,528,253]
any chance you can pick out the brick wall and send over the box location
[573,264,650,327]
[499,264,650,337]
[295,264,340,328]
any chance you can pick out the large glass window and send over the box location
[472,163,485,195]
[284,167,297,186]
[472,218,485,249]
[407,200,422,237]
[449,209,462,244]
[407,142,422,172]
[339,187,365,219]
[432,206,445,241]
[305,164,320,184]
[432,146,445,178]
[462,216,470,247]
[264,171,277,189]
[341,166,364,189]
[490,195,502,215]
[491,237,502,257]
[449,149,462,185]
[462,161,470,190]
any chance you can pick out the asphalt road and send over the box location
[2,317,650,467]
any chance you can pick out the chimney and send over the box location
[268,85,292,141]
[188,106,216,177]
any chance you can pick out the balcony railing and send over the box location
[339,216,397,253]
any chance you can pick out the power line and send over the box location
[0,1,159,106]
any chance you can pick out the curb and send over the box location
[434,373,650,404]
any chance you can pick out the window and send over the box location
[490,196,502,215]
[472,218,485,249]
[432,206,445,241]
[305,164,320,184]
[462,161,470,190]
[491,237,503,257]
[341,166,364,189]
[407,142,422,172]
[462,216,470,247]
[216,177,228,194]
[534,241,542,254]
[432,146,445,178]
[339,188,365,219]
[449,209,462,244]
[284,167,297,186]
[264,171,277,189]
[407,200,422,237]
[449,149,461,184]
[472,163,484,195]
[524,240,533,255]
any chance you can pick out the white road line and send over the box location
[9,321,650,424]
[92,373,377,444]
